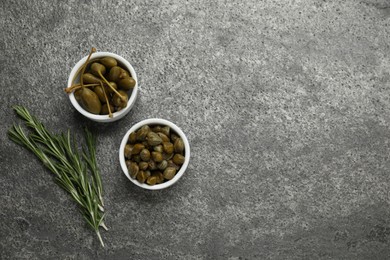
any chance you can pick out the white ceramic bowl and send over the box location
[67,52,138,123]
[119,118,190,190]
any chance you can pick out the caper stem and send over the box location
[100,82,113,118]
[64,83,99,93]
[97,71,126,101]
[79,47,97,89]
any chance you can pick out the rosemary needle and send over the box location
[8,105,107,247]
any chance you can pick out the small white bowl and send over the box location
[67,52,138,123]
[119,118,190,190]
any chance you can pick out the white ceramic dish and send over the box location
[67,52,138,123]
[119,118,190,190]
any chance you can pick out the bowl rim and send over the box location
[67,51,138,122]
[119,118,190,190]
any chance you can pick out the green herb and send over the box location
[8,105,107,247]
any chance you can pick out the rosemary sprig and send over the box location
[8,105,107,247]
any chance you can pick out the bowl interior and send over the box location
[67,52,138,122]
[119,119,190,190]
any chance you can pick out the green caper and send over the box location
[147,132,163,146]
[112,90,128,108]
[101,103,114,115]
[90,62,106,77]
[173,154,185,165]
[127,124,186,185]
[153,145,163,153]
[125,160,132,169]
[161,126,170,136]
[80,88,101,114]
[163,167,176,180]
[128,162,139,179]
[162,152,173,160]
[153,172,164,184]
[171,133,179,143]
[152,151,163,162]
[136,125,150,141]
[152,126,162,133]
[124,144,133,158]
[146,176,157,185]
[140,148,151,161]
[128,132,137,144]
[108,66,122,82]
[101,57,117,68]
[118,77,136,90]
[174,138,185,154]
[162,142,174,154]
[132,154,141,163]
[157,160,168,171]
[82,73,101,84]
[136,170,147,183]
[148,160,157,171]
[139,161,149,171]
[94,85,106,103]
[157,132,170,142]
[168,160,180,171]
[131,143,145,154]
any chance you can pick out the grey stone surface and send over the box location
[1,0,390,259]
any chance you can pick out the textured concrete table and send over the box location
[1,0,390,259]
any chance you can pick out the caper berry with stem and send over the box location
[108,66,122,82]
[118,77,136,91]
[82,73,101,84]
[112,90,128,108]
[90,62,106,77]
[91,62,126,101]
[94,85,106,103]
[101,103,114,115]
[101,57,117,68]
[80,88,101,114]
[104,81,117,94]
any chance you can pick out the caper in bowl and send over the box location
[119,119,190,190]
[66,48,138,123]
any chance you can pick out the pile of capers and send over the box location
[66,48,136,117]
[124,124,185,185]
